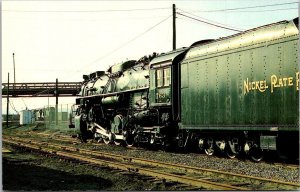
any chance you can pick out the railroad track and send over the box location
[3,135,300,191]
[16,131,80,143]
[13,131,300,167]
[273,163,300,170]
[4,136,244,190]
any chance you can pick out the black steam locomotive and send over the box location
[70,18,299,161]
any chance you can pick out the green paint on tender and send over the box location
[180,20,299,131]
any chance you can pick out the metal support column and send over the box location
[173,4,176,50]
[6,73,9,128]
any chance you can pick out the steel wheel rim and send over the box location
[225,145,238,159]
[226,150,237,159]
[249,146,263,162]
[204,138,214,156]
[204,147,214,156]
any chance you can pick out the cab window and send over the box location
[156,69,163,87]
[163,68,171,86]
[156,67,171,87]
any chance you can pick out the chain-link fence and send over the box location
[36,104,74,130]
[3,103,79,133]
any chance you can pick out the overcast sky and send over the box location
[1,0,298,114]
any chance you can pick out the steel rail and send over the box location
[3,137,246,190]
[55,151,246,190]
[51,143,300,190]
[273,163,300,170]
[22,132,300,170]
[4,135,300,190]
[13,135,300,189]
[34,132,300,171]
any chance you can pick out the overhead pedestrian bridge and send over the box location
[2,82,82,97]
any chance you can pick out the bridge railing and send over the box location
[2,82,82,97]
[2,82,82,89]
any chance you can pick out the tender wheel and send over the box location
[249,144,263,162]
[225,139,239,159]
[204,138,214,156]
[204,147,214,156]
[226,148,237,159]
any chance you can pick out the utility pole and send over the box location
[48,88,50,127]
[13,53,16,84]
[13,53,16,96]
[6,73,9,128]
[173,4,176,50]
[55,78,58,126]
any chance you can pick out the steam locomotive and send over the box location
[70,18,299,161]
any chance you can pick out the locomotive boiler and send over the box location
[70,18,299,161]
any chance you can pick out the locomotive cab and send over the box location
[146,48,188,146]
[149,48,188,119]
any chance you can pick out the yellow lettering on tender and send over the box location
[288,77,293,86]
[278,78,283,87]
[244,78,249,94]
[282,78,288,86]
[252,82,255,90]
[244,78,268,94]
[258,80,268,93]
[255,81,259,89]
[296,72,299,91]
[271,75,279,93]
[245,73,299,94]
[271,75,296,93]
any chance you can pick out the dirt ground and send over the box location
[3,145,183,191]
[2,124,186,191]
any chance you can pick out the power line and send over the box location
[4,2,297,13]
[10,101,19,114]
[187,2,298,12]
[177,12,242,32]
[2,7,169,13]
[177,8,244,31]
[224,7,298,13]
[21,98,29,110]
[82,15,172,71]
